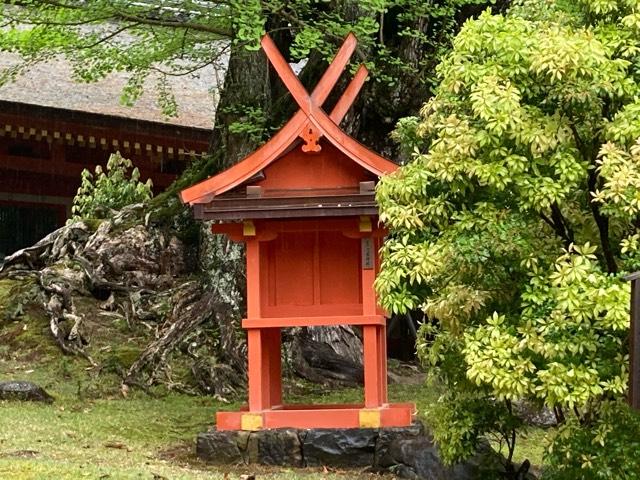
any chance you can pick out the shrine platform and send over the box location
[216,402,416,431]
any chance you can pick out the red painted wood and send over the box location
[246,240,267,411]
[180,34,397,206]
[183,34,412,430]
[0,107,208,211]
[257,141,374,191]
[261,303,364,318]
[319,231,361,304]
[0,153,175,188]
[330,64,369,124]
[258,230,363,316]
[215,403,415,430]
[242,315,385,328]
[311,33,358,105]
[261,34,314,116]
[216,411,242,430]
[247,329,265,411]
[266,328,283,407]
[361,241,387,408]
[180,110,308,203]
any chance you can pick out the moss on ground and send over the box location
[0,279,12,310]
[0,279,547,478]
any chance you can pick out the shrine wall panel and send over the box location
[259,230,363,317]
[319,231,361,305]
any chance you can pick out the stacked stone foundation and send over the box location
[196,422,508,479]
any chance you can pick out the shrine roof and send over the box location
[180,33,398,207]
[0,52,220,130]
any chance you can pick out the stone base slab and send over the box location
[196,422,424,468]
[196,421,514,479]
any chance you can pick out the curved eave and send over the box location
[180,111,398,206]
[180,110,306,204]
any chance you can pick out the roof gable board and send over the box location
[255,140,376,191]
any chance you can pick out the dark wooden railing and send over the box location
[625,272,640,410]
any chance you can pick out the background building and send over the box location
[0,54,216,257]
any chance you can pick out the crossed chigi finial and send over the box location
[180,32,394,205]
[261,33,368,153]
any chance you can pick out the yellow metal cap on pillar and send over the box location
[359,409,381,428]
[359,216,372,233]
[241,413,263,431]
[243,220,256,237]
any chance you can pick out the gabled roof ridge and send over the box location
[179,33,397,206]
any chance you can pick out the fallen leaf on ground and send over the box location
[104,442,131,452]
[3,450,39,458]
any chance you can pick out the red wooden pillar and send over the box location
[361,236,387,408]
[246,238,282,411]
[265,327,283,407]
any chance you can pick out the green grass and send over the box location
[0,318,400,480]
[0,357,549,479]
[0,393,214,479]
[0,375,548,479]
[0,275,388,479]
[0,383,393,479]
[0,277,549,478]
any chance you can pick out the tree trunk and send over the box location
[195,2,499,382]
[208,46,271,170]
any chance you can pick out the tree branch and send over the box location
[113,10,232,38]
[570,120,618,274]
[540,203,574,248]
[8,1,233,37]
[77,22,141,50]
[551,202,575,245]
[589,165,618,274]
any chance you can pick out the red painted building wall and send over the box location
[0,101,211,257]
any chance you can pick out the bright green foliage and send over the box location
[71,152,153,220]
[465,244,628,407]
[0,1,232,117]
[0,0,489,117]
[544,401,640,480]
[376,0,640,472]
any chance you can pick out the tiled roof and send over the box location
[0,52,219,129]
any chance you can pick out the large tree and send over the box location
[376,0,640,476]
[0,0,498,165]
[0,1,498,387]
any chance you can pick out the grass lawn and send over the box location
[0,278,549,479]
[0,378,391,479]
[0,368,549,479]
[0,371,419,479]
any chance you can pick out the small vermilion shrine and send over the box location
[181,33,415,431]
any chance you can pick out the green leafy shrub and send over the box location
[71,152,153,220]
[544,401,640,480]
[376,0,640,474]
